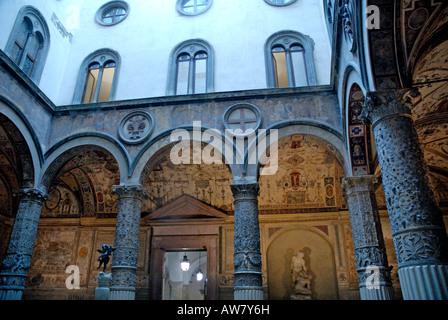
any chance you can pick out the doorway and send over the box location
[162,250,207,300]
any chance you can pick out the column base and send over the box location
[234,287,263,300]
[360,285,395,300]
[109,288,135,300]
[0,288,23,300]
[398,264,448,300]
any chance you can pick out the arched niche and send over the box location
[266,225,338,300]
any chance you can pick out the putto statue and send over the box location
[97,244,115,273]
[290,249,313,300]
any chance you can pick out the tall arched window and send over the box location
[5,6,50,84]
[73,49,121,104]
[167,39,214,95]
[265,31,317,88]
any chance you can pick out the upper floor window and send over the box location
[265,31,317,88]
[264,0,298,6]
[5,6,50,84]
[96,1,129,26]
[73,49,121,104]
[177,0,213,16]
[167,39,214,95]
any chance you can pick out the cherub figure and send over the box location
[97,244,115,273]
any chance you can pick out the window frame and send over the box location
[5,6,50,84]
[95,1,130,26]
[264,30,317,88]
[176,0,213,16]
[263,0,298,7]
[72,49,121,104]
[167,39,214,96]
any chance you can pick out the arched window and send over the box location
[167,39,214,95]
[73,49,121,104]
[5,6,50,84]
[265,31,317,88]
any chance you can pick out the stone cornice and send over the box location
[0,50,55,114]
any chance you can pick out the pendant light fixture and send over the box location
[180,252,190,271]
[196,252,204,281]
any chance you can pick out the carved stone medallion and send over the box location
[118,111,154,144]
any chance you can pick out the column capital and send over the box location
[342,175,378,196]
[112,184,147,200]
[361,88,420,126]
[13,188,49,204]
[230,182,259,200]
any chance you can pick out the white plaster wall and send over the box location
[0,0,331,106]
[0,0,81,103]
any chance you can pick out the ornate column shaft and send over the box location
[342,175,395,300]
[362,89,448,299]
[0,189,48,300]
[109,184,146,300]
[230,182,263,300]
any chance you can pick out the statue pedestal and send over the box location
[95,272,112,300]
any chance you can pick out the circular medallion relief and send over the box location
[118,111,154,144]
[45,188,61,210]
[222,103,262,136]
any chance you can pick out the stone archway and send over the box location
[23,144,121,299]
[139,141,234,300]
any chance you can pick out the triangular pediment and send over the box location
[147,195,228,220]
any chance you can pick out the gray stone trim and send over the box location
[264,30,317,88]
[72,48,121,104]
[95,1,130,26]
[4,6,51,85]
[166,38,214,95]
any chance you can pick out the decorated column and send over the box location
[362,89,448,300]
[109,184,146,300]
[0,189,48,300]
[342,175,394,300]
[230,182,263,300]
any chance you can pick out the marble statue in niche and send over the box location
[290,249,312,300]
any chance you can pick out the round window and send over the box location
[223,103,262,136]
[177,0,213,16]
[96,1,129,26]
[264,0,298,7]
